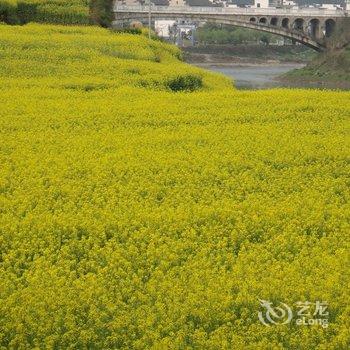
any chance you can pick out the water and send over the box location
[200,63,305,89]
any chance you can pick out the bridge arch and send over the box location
[259,17,268,24]
[191,17,324,50]
[281,18,290,29]
[293,18,305,31]
[325,18,336,37]
[250,17,257,23]
[116,15,324,50]
[270,17,278,26]
[309,18,320,39]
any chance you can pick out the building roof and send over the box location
[186,0,222,6]
[153,0,169,5]
[229,0,254,5]
[294,0,344,4]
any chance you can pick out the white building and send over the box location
[252,0,269,8]
[117,0,139,4]
[155,20,176,37]
[282,0,297,7]
[320,3,338,9]
[169,0,186,5]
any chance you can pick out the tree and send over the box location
[260,35,270,46]
[89,0,113,27]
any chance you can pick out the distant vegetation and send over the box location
[89,0,113,27]
[196,23,282,46]
[0,0,113,26]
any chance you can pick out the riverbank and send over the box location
[280,46,350,89]
[183,44,315,65]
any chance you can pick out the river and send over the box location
[196,63,313,89]
[204,63,306,89]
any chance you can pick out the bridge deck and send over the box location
[114,5,347,18]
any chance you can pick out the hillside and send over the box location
[0,23,230,91]
[284,45,350,85]
[0,24,350,349]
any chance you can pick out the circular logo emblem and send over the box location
[258,299,293,326]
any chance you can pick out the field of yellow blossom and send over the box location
[0,23,350,349]
[0,0,90,24]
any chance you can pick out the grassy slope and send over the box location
[0,24,350,349]
[285,46,350,83]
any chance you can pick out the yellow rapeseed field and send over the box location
[0,24,349,349]
[0,0,90,24]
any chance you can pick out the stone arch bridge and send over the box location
[113,4,348,51]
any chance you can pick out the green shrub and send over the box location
[113,28,142,35]
[166,74,203,92]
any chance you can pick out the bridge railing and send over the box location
[114,4,347,17]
